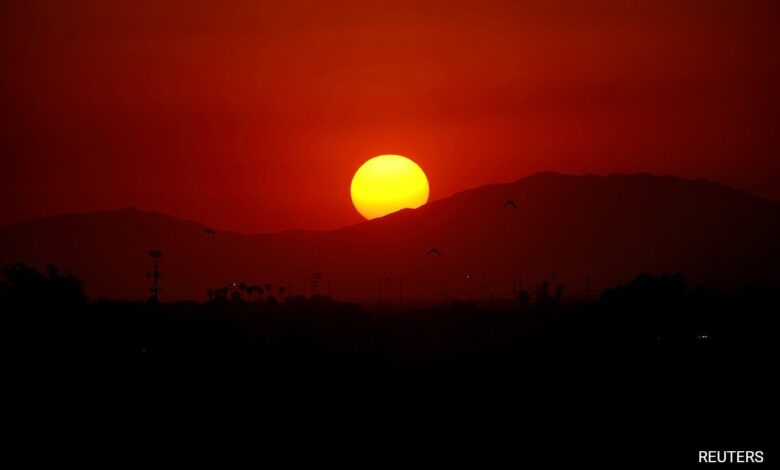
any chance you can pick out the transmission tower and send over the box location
[311,272,322,296]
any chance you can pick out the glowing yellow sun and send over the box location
[351,154,429,220]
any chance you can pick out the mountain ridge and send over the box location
[4,172,773,235]
[1,172,777,301]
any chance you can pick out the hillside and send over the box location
[1,173,777,301]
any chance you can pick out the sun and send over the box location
[351,155,430,220]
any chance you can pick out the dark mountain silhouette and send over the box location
[1,173,778,301]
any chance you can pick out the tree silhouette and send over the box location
[532,281,564,306]
[250,284,264,302]
[600,272,688,307]
[206,282,278,303]
[0,263,85,306]
[518,289,530,305]
[213,287,229,302]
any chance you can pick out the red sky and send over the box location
[1,0,779,233]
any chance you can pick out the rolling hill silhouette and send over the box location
[1,173,777,301]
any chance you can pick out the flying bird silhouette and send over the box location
[503,200,517,209]
[426,248,442,256]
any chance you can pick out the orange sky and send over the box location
[1,0,779,232]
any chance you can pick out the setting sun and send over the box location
[350,155,430,220]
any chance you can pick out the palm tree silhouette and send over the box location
[254,284,265,301]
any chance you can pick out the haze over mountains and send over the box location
[1,173,777,302]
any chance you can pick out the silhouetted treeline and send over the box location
[4,264,776,459]
[4,264,777,385]
[1,263,85,307]
[206,281,287,304]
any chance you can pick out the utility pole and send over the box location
[586,276,591,300]
[385,277,392,307]
[147,250,163,302]
[399,277,403,309]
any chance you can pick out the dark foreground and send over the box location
[3,271,777,465]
